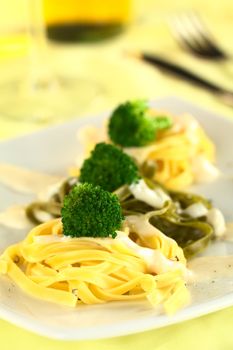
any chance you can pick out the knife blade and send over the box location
[133,52,233,108]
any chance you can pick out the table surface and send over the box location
[0,0,233,349]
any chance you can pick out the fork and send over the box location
[170,12,228,60]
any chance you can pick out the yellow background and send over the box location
[0,0,233,349]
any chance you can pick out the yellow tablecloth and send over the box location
[0,0,233,349]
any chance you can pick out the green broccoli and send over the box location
[79,142,140,192]
[108,100,172,147]
[61,183,124,238]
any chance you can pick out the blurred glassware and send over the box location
[0,0,100,123]
[43,0,132,43]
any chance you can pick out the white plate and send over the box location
[1,97,233,340]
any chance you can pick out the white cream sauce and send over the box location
[182,202,208,218]
[125,215,187,274]
[184,223,233,302]
[115,232,186,275]
[223,222,233,241]
[188,256,233,282]
[37,179,65,201]
[192,155,219,183]
[0,205,31,230]
[172,114,200,146]
[182,203,226,237]
[0,163,63,194]
[207,208,226,237]
[125,115,220,190]
[34,234,73,243]
[129,179,170,209]
[187,255,233,303]
[0,163,66,229]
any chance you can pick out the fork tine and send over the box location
[171,15,213,57]
[183,14,220,58]
[170,12,226,59]
[186,12,226,58]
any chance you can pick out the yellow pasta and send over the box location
[139,121,215,189]
[0,218,190,314]
[74,112,216,190]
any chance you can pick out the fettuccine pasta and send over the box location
[73,112,217,190]
[0,218,190,314]
[125,114,216,189]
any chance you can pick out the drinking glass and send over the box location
[0,0,99,123]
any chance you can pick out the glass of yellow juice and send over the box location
[43,0,132,42]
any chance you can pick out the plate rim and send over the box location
[1,289,233,340]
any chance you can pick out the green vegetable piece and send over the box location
[61,183,124,238]
[26,177,78,225]
[79,142,140,192]
[108,100,172,147]
[118,178,214,258]
[154,116,173,130]
[140,160,157,179]
[149,215,213,259]
[169,190,212,210]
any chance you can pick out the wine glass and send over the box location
[0,0,100,123]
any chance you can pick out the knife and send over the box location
[132,52,233,107]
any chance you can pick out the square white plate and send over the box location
[1,97,233,340]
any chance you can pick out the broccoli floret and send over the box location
[79,142,140,192]
[61,183,124,238]
[108,100,172,147]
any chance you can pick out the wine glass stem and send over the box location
[26,0,56,91]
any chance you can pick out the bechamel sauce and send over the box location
[0,205,31,230]
[192,155,219,183]
[115,232,186,275]
[206,208,226,237]
[172,116,219,184]
[187,255,233,303]
[125,215,187,274]
[129,179,170,209]
[0,163,64,229]
[182,202,208,218]
[185,222,233,302]
[182,204,226,237]
[223,222,233,241]
[0,163,63,194]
